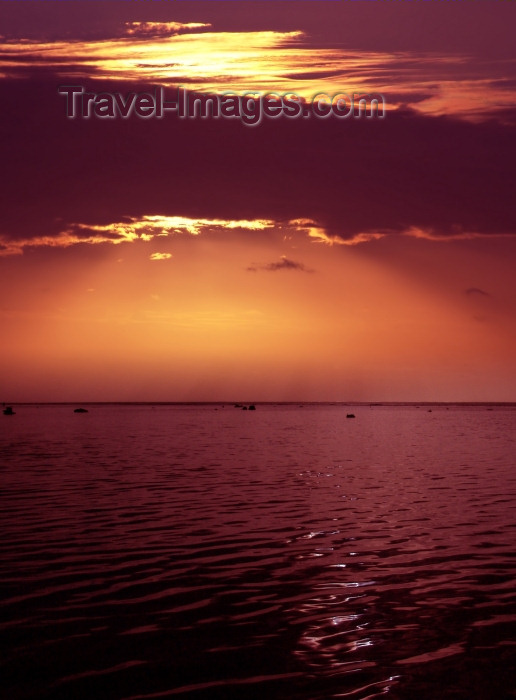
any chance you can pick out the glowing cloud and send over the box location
[149,252,173,261]
[2,213,511,257]
[124,22,211,38]
[293,219,387,246]
[72,214,275,242]
[0,215,276,255]
[401,226,513,242]
[1,24,514,120]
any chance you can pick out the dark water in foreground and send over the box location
[1,404,515,699]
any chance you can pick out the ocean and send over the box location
[1,403,515,699]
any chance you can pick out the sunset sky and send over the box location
[1,1,516,402]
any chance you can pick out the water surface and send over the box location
[1,404,515,698]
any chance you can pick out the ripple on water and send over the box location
[0,404,515,699]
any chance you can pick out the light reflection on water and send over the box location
[0,403,515,699]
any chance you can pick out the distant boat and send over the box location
[3,406,15,415]
[346,413,355,418]
[74,408,88,413]
[248,405,256,410]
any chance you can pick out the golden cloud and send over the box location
[2,23,513,119]
[149,252,173,261]
[124,22,211,38]
[1,215,508,257]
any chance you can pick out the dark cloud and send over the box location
[0,73,515,251]
[247,256,313,273]
[465,287,491,297]
[284,70,345,81]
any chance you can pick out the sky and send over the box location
[1,1,516,403]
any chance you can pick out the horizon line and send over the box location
[3,401,516,407]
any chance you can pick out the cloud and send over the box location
[0,71,515,253]
[465,287,491,297]
[0,214,275,256]
[149,252,172,261]
[124,22,211,38]
[247,256,313,273]
[401,227,515,242]
[1,26,515,121]
[303,224,387,247]
[463,287,493,324]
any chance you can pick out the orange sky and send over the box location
[2,229,516,402]
[1,3,516,402]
